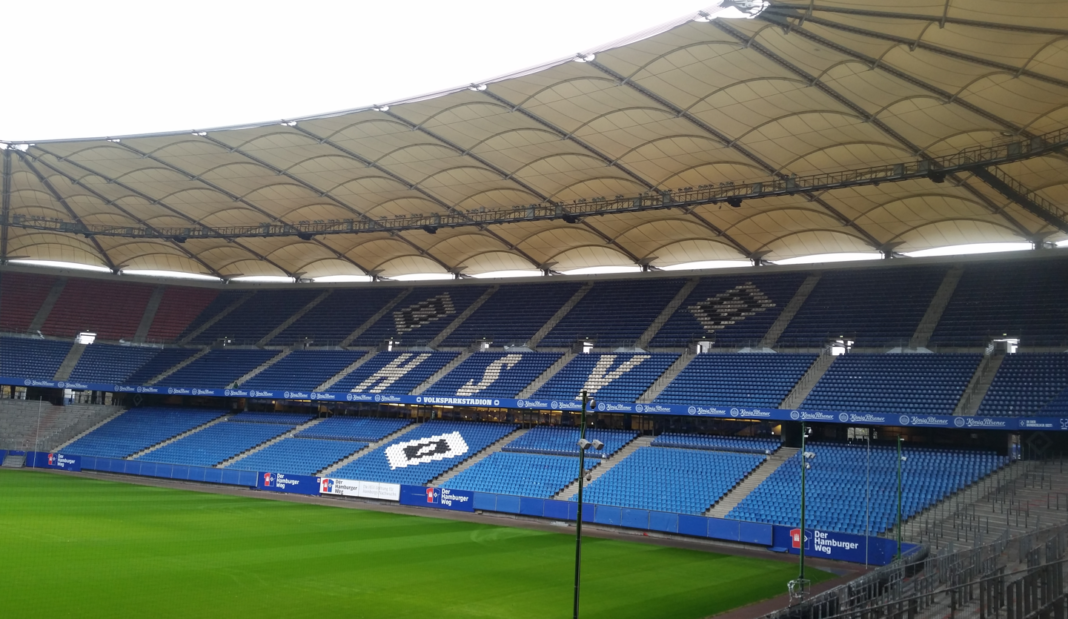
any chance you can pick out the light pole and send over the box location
[573,390,603,619]
[896,435,907,560]
[790,422,815,601]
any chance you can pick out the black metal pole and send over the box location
[574,390,589,619]
[799,420,807,583]
[897,435,903,559]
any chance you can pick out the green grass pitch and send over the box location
[0,470,833,618]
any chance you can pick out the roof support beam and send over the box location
[764,5,1068,36]
[1,150,10,262]
[971,167,1068,234]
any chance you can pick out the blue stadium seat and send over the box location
[331,351,457,394]
[654,353,815,407]
[350,286,491,347]
[156,349,278,388]
[503,426,637,458]
[422,351,559,398]
[533,353,677,403]
[241,350,368,390]
[69,343,162,383]
[651,433,780,454]
[125,348,201,385]
[227,437,364,475]
[138,420,292,467]
[442,452,590,498]
[64,407,227,458]
[442,282,582,347]
[0,336,72,379]
[978,353,1068,417]
[296,417,411,442]
[188,290,321,345]
[270,288,404,346]
[539,279,686,347]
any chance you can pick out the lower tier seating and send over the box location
[227,437,365,476]
[64,407,227,458]
[503,426,637,458]
[442,452,590,498]
[230,412,316,425]
[296,417,411,442]
[138,421,291,467]
[651,433,780,454]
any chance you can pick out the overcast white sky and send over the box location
[2,0,717,141]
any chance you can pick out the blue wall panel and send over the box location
[621,509,649,530]
[473,492,497,512]
[739,522,773,546]
[678,515,708,538]
[203,468,223,484]
[519,497,545,517]
[594,506,622,527]
[567,502,597,522]
[649,511,678,533]
[222,469,242,485]
[708,518,740,542]
[496,494,521,514]
[543,500,569,520]
[171,465,189,481]
[238,471,258,487]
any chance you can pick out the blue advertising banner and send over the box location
[26,451,81,471]
[782,527,918,565]
[399,485,474,512]
[256,472,320,496]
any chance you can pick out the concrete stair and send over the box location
[555,435,653,500]
[232,349,292,387]
[128,414,232,460]
[516,351,576,399]
[316,422,422,476]
[637,351,695,403]
[909,265,963,349]
[53,343,87,381]
[339,288,413,347]
[430,427,528,486]
[954,352,1005,415]
[2,454,25,468]
[54,406,129,451]
[428,286,498,348]
[779,351,834,410]
[178,291,255,345]
[218,418,325,468]
[259,290,333,346]
[760,273,820,348]
[145,347,210,385]
[634,278,699,349]
[527,282,592,348]
[134,286,166,343]
[706,446,797,517]
[0,401,126,451]
[410,351,472,395]
[316,350,379,391]
[29,278,67,332]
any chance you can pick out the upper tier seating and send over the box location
[802,354,981,416]
[189,290,321,345]
[329,421,517,485]
[540,279,686,347]
[978,353,1068,417]
[441,282,582,347]
[176,291,247,341]
[350,286,491,347]
[64,407,227,458]
[654,353,816,407]
[139,420,292,467]
[931,258,1068,347]
[241,350,367,390]
[156,349,277,388]
[147,287,219,343]
[125,348,201,385]
[577,446,764,514]
[0,272,56,332]
[226,437,364,476]
[69,343,162,383]
[332,351,458,394]
[230,412,315,425]
[441,452,589,498]
[728,442,1006,534]
[503,426,637,458]
[0,336,72,379]
[779,266,947,348]
[422,351,560,399]
[42,279,155,341]
[296,417,411,442]
[532,353,677,403]
[651,273,807,348]
[270,288,403,345]
[651,433,780,454]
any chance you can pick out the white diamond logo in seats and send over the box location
[385,432,469,470]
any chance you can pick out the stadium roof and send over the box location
[3,0,1068,280]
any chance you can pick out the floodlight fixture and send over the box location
[578,438,591,449]
[574,53,596,63]
[280,120,297,127]
[727,196,743,208]
[469,83,487,92]
[421,225,438,234]
[372,105,390,112]
[191,131,207,137]
[107,138,121,143]
[591,439,604,450]
[804,451,816,459]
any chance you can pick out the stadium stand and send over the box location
[349,286,490,347]
[654,353,816,407]
[188,290,321,345]
[577,446,765,514]
[532,353,677,403]
[296,417,411,442]
[329,421,517,486]
[930,258,1068,348]
[778,266,947,348]
[539,279,686,347]
[502,426,638,458]
[651,273,807,348]
[977,353,1068,417]
[0,272,56,332]
[69,343,162,383]
[240,350,368,390]
[176,291,247,341]
[227,437,364,475]
[124,348,201,385]
[269,288,402,345]
[422,351,560,398]
[1040,387,1068,416]
[651,433,780,454]
[139,420,292,467]
[41,279,155,341]
[64,407,227,458]
[441,282,582,347]
[441,452,589,498]
[801,354,981,415]
[155,349,278,388]
[229,412,316,425]
[727,442,1007,534]
[0,336,72,379]
[146,287,219,343]
[331,351,457,394]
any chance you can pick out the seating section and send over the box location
[0,336,72,379]
[655,354,816,407]
[270,288,403,346]
[330,421,517,486]
[189,290,321,345]
[802,354,981,415]
[230,412,316,425]
[442,452,588,498]
[540,279,686,347]
[227,437,364,475]
[728,443,1006,534]
[1040,387,1068,416]
[503,427,637,458]
[532,353,677,403]
[577,447,764,514]
[156,349,278,388]
[176,291,247,341]
[241,350,367,390]
[0,272,56,332]
[652,433,780,454]
[978,354,1068,417]
[332,351,458,394]
[351,286,491,347]
[64,407,226,458]
[125,348,201,385]
[652,273,807,348]
[139,421,292,467]
[779,266,947,348]
[932,259,1068,347]
[42,279,156,341]
[296,417,411,442]
[69,343,161,384]
[442,282,582,347]
[147,286,219,343]
[423,351,560,398]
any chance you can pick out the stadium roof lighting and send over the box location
[191,131,207,136]
[280,120,297,127]
[574,53,596,63]
[468,84,487,92]
[372,105,390,112]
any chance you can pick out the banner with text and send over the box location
[26,451,81,472]
[399,485,474,512]
[256,472,319,496]
[319,477,401,501]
